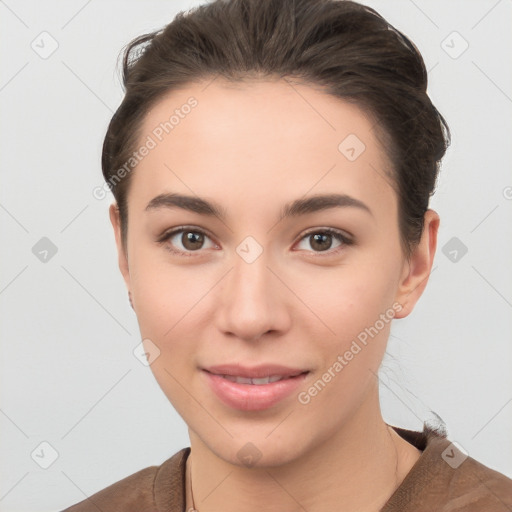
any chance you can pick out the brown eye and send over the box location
[296,228,353,254]
[181,231,205,251]
[309,233,334,251]
[158,227,216,256]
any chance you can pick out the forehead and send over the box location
[130,78,396,216]
[141,77,384,157]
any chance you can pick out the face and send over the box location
[110,78,437,467]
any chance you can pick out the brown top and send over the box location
[62,423,512,511]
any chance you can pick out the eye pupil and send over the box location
[182,231,204,250]
[310,233,332,251]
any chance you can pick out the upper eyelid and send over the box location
[158,225,215,243]
[300,226,352,240]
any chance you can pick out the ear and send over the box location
[109,202,131,291]
[393,209,439,319]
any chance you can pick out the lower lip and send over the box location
[202,370,309,411]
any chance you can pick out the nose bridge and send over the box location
[216,245,286,341]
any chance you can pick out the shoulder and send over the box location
[385,424,512,511]
[60,448,190,512]
[61,466,159,512]
[441,446,512,511]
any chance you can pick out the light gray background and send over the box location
[0,0,511,510]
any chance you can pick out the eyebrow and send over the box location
[145,192,373,222]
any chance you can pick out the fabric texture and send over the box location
[61,423,512,511]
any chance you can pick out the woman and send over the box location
[63,0,512,510]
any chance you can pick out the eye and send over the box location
[295,228,353,254]
[157,226,217,256]
[157,226,353,257]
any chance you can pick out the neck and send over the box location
[187,391,421,512]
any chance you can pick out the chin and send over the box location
[199,427,315,469]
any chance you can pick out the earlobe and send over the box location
[393,209,440,319]
[109,203,131,291]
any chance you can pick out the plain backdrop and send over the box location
[0,0,511,510]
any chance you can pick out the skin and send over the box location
[109,78,439,512]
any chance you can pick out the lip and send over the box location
[202,367,309,411]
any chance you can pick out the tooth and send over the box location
[220,375,288,385]
[251,377,271,385]
[235,376,253,384]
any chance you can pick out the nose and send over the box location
[215,251,291,343]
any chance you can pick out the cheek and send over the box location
[295,269,396,418]
[130,253,213,387]
[303,258,399,340]
[130,247,209,336]
[132,261,202,408]
[298,257,400,394]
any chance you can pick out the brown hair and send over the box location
[102,0,450,258]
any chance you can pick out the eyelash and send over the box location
[157,226,354,258]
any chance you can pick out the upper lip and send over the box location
[203,364,309,379]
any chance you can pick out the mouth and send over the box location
[201,365,310,411]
